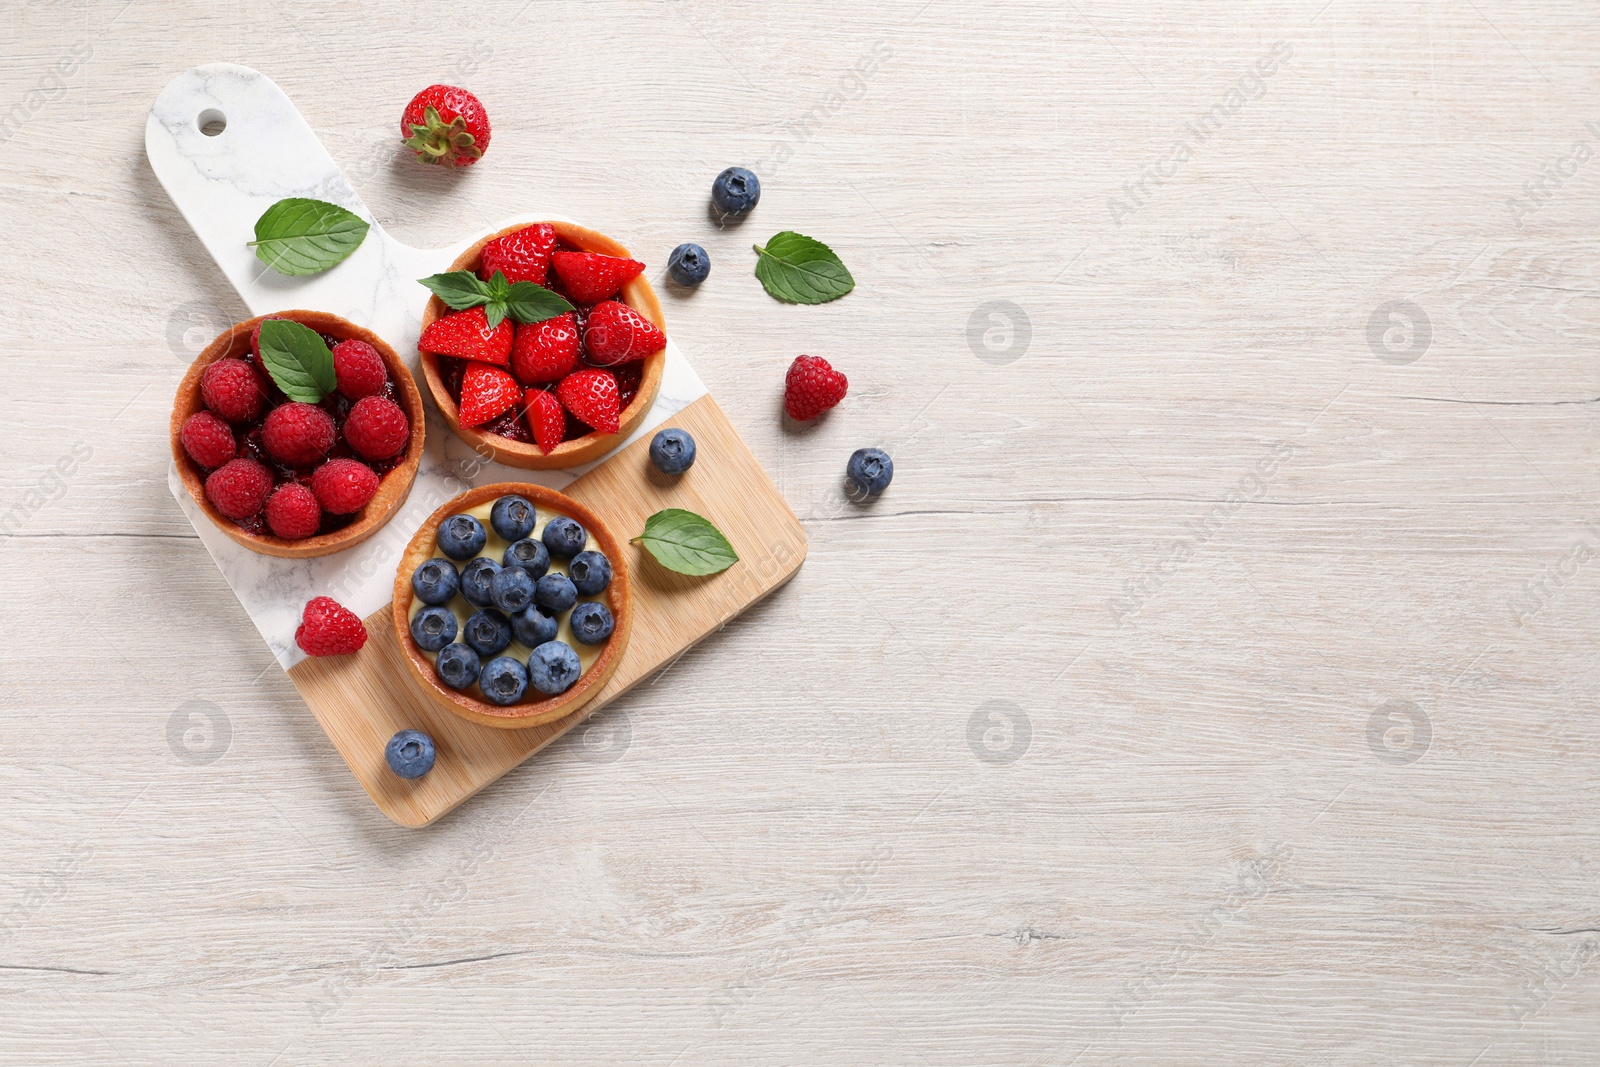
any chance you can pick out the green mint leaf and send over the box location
[630,508,739,576]
[257,319,336,402]
[485,272,511,301]
[483,301,508,329]
[503,282,574,325]
[249,198,369,277]
[752,231,854,304]
[418,270,491,311]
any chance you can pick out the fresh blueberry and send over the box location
[846,447,893,497]
[542,516,587,559]
[490,495,537,541]
[711,166,760,216]
[435,643,481,690]
[437,514,486,560]
[459,556,501,607]
[534,572,577,613]
[489,565,536,613]
[409,605,458,652]
[569,602,615,645]
[668,243,710,286]
[463,608,512,657]
[411,558,460,605]
[503,537,550,579]
[567,550,613,596]
[527,640,582,695]
[385,730,436,779]
[479,655,528,705]
[511,605,559,648]
[649,428,696,475]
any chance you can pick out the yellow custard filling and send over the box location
[406,500,608,700]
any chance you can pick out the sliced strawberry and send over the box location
[511,312,580,385]
[458,363,522,427]
[480,223,557,285]
[583,300,666,366]
[556,369,620,435]
[524,389,567,454]
[419,307,513,367]
[550,251,645,304]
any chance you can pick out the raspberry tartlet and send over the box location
[170,311,425,558]
[417,221,666,469]
[392,483,632,729]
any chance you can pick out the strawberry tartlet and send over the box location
[417,221,666,469]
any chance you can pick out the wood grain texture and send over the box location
[293,396,803,826]
[4,0,1600,1063]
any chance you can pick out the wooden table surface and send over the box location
[4,1,1598,1063]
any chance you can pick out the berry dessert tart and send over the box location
[392,483,632,729]
[417,221,666,469]
[170,311,425,558]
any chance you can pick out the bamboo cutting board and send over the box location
[147,64,806,826]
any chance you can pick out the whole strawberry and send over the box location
[783,355,848,421]
[296,596,368,657]
[401,85,490,167]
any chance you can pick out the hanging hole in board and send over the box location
[198,109,227,136]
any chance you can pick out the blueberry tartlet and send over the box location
[392,483,631,728]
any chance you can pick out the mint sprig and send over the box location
[249,198,369,276]
[257,319,336,403]
[753,231,854,304]
[418,270,573,329]
[631,509,739,576]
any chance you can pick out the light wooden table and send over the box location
[3,1,1597,1063]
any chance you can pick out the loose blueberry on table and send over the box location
[406,494,616,705]
[182,320,411,540]
[668,243,710,286]
[846,447,893,498]
[649,428,696,475]
[419,223,665,452]
[711,166,761,217]
[385,730,437,779]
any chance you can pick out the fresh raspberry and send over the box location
[179,410,237,469]
[265,482,321,540]
[583,300,666,366]
[511,312,580,384]
[204,458,273,520]
[310,458,380,514]
[200,358,266,423]
[262,402,336,466]
[295,596,368,657]
[480,223,557,285]
[344,396,410,460]
[783,355,848,421]
[332,339,388,399]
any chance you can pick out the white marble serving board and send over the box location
[146,63,708,670]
